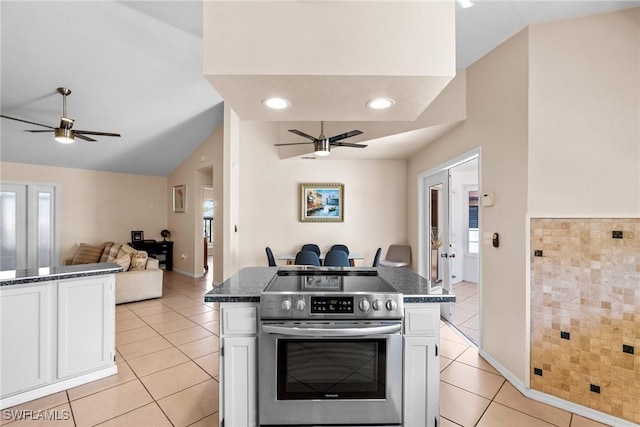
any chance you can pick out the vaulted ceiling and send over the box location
[1,1,637,175]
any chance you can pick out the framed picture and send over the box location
[173,185,186,213]
[300,183,344,222]
[131,230,144,242]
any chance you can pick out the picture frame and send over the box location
[300,183,344,222]
[131,230,144,242]
[173,184,186,213]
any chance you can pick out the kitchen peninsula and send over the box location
[0,263,121,409]
[205,266,455,427]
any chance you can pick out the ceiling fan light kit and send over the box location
[314,139,330,157]
[0,87,121,144]
[54,128,75,144]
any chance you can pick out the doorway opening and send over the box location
[420,151,480,345]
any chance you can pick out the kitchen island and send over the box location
[0,263,121,409]
[205,266,455,427]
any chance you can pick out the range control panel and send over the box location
[260,293,404,320]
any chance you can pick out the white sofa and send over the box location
[114,257,163,304]
[66,242,163,304]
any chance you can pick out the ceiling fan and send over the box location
[0,87,121,143]
[274,121,366,156]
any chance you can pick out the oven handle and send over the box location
[261,323,402,337]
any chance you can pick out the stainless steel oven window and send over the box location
[276,338,386,400]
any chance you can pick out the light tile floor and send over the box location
[450,280,479,345]
[2,269,610,427]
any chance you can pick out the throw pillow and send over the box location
[105,243,123,262]
[117,244,136,259]
[99,242,115,262]
[71,243,105,265]
[113,254,131,271]
[130,250,148,270]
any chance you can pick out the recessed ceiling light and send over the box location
[263,97,291,110]
[367,98,396,110]
[457,0,474,9]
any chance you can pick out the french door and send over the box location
[0,183,58,271]
[422,170,452,321]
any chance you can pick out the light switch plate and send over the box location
[483,232,493,245]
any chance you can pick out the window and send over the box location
[466,189,479,254]
[203,200,214,243]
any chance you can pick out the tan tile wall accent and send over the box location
[530,218,640,424]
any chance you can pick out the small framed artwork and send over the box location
[131,230,144,242]
[300,183,344,222]
[173,185,186,213]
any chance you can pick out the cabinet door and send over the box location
[57,276,115,379]
[0,284,53,396]
[222,337,257,427]
[404,336,439,427]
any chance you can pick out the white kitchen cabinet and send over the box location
[0,273,117,410]
[404,304,440,427]
[0,283,53,396]
[219,303,258,427]
[57,275,115,379]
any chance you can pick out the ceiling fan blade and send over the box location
[74,130,121,137]
[288,129,317,141]
[328,130,363,143]
[332,142,368,148]
[1,114,56,129]
[274,142,314,146]
[75,134,97,142]
[25,129,55,133]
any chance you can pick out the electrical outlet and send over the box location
[533,368,543,376]
[560,331,570,340]
[623,344,634,354]
[612,230,623,239]
[534,250,543,257]
[590,384,601,394]
[181,253,187,260]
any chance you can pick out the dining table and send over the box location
[278,252,364,267]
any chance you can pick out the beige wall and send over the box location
[408,29,531,381]
[0,162,167,263]
[167,126,223,278]
[236,120,408,269]
[528,8,640,215]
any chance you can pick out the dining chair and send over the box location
[330,244,349,255]
[265,247,276,267]
[301,243,321,257]
[294,250,321,266]
[323,249,350,267]
[372,247,382,267]
[379,244,411,267]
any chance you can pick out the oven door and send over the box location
[259,321,403,426]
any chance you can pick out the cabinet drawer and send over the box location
[222,306,257,336]
[404,305,440,337]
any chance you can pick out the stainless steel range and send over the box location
[259,269,404,426]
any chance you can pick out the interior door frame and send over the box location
[417,148,482,338]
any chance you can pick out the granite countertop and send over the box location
[0,263,123,286]
[204,266,455,303]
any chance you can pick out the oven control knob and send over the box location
[359,299,370,312]
[386,299,398,311]
[281,299,292,311]
[295,299,306,311]
[372,299,382,310]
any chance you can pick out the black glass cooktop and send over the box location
[264,269,398,293]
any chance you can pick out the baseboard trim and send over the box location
[478,349,636,427]
[0,365,117,410]
[172,268,204,278]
